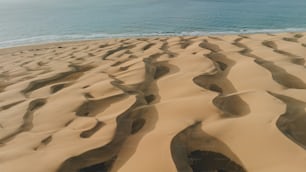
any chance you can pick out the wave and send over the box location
[1,27,306,49]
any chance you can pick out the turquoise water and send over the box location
[1,0,306,47]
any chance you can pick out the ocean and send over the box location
[1,0,306,48]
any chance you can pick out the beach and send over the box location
[1,32,306,172]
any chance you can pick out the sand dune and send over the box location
[1,32,306,172]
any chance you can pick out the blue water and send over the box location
[1,0,306,47]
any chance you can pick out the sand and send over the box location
[0,32,306,172]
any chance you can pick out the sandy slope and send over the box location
[0,32,306,172]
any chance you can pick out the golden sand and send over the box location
[1,32,306,172]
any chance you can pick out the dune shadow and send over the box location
[269,92,306,149]
[171,122,246,172]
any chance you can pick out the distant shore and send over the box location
[1,28,306,49]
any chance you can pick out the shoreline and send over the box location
[1,28,306,50]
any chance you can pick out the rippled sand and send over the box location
[1,32,306,172]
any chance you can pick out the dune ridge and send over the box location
[0,32,306,172]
